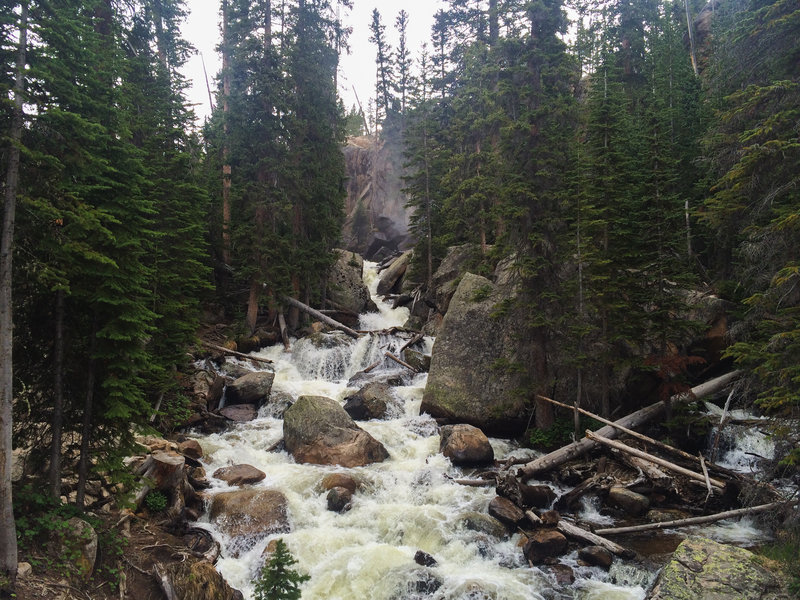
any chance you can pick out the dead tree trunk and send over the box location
[517,371,741,480]
[283,296,360,338]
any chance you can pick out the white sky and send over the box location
[180,0,444,124]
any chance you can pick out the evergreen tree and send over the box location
[253,539,309,600]
[368,8,394,128]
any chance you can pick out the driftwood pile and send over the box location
[457,371,797,569]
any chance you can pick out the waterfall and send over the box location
[191,262,682,600]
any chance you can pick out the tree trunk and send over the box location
[48,289,65,499]
[0,2,27,583]
[76,325,97,510]
[221,0,232,266]
[283,296,360,338]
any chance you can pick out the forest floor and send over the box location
[12,507,199,600]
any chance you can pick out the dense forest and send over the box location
[0,0,798,592]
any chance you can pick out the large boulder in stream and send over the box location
[327,249,377,314]
[225,370,275,406]
[343,382,392,420]
[283,395,389,467]
[209,489,289,556]
[377,250,412,295]
[439,424,494,466]
[647,536,790,600]
[420,273,529,435]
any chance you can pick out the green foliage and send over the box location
[470,284,494,303]
[758,538,800,597]
[254,539,309,600]
[527,416,604,451]
[144,490,168,513]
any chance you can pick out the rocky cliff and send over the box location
[341,135,411,260]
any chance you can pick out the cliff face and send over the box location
[341,135,411,260]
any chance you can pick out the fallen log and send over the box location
[594,501,796,536]
[556,519,635,558]
[399,332,425,354]
[283,296,360,338]
[200,341,273,364]
[538,394,713,469]
[517,371,741,480]
[385,351,419,373]
[586,431,726,492]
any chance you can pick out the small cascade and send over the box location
[704,401,776,474]
[192,262,654,600]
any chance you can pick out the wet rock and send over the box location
[219,404,258,422]
[428,244,484,315]
[439,424,494,466]
[414,550,438,567]
[262,390,294,419]
[321,473,359,494]
[523,529,568,564]
[212,464,266,486]
[283,395,389,467]
[377,250,412,295]
[225,370,275,406]
[161,559,244,600]
[209,489,289,555]
[460,511,508,538]
[420,274,529,435]
[327,249,376,314]
[520,484,556,509]
[207,375,226,411]
[346,371,406,388]
[488,496,525,528]
[343,382,391,420]
[326,486,353,513]
[540,510,560,526]
[549,563,575,585]
[607,486,650,516]
[178,439,203,460]
[578,546,613,569]
[648,536,790,600]
[403,349,431,373]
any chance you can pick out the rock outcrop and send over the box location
[159,560,244,600]
[647,536,789,600]
[343,382,392,421]
[283,395,389,467]
[377,251,412,295]
[420,273,529,435]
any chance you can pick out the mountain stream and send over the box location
[192,263,776,600]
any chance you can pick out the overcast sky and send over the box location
[180,1,444,124]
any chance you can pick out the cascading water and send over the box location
[192,262,673,600]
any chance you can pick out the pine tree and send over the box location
[368,9,394,128]
[253,539,309,600]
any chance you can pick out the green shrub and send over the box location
[254,539,309,600]
[144,490,168,513]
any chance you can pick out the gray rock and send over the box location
[520,484,556,509]
[647,536,790,600]
[607,486,650,516]
[327,249,375,314]
[326,486,353,512]
[459,511,508,538]
[283,395,389,467]
[439,424,494,466]
[420,273,529,435]
[428,244,485,315]
[161,559,244,600]
[62,517,98,580]
[403,348,431,373]
[377,251,412,295]
[225,370,275,406]
[343,382,391,420]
